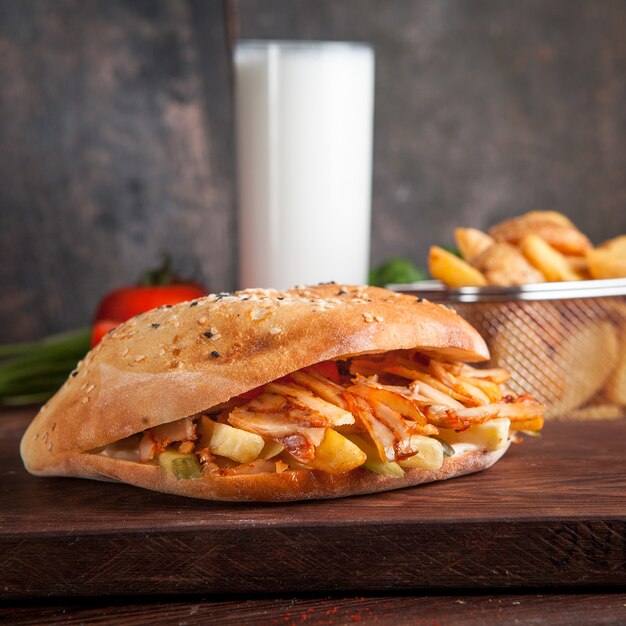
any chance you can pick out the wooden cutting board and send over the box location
[1,409,625,599]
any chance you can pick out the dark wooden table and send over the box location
[1,408,625,624]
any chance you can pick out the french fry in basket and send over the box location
[428,246,488,288]
[598,235,626,255]
[454,228,495,263]
[520,235,584,282]
[489,211,592,256]
[472,243,545,286]
[587,248,626,279]
[564,255,590,277]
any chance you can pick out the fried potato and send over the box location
[201,418,265,464]
[472,243,545,286]
[398,435,444,470]
[587,248,626,279]
[346,433,405,477]
[437,417,511,452]
[519,235,584,282]
[306,428,367,474]
[489,211,592,256]
[454,228,495,263]
[428,245,488,287]
[522,211,574,226]
[598,235,626,255]
[564,255,590,277]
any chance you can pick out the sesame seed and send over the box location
[374,315,384,322]
[71,370,79,377]
[198,316,208,325]
[363,312,374,322]
[251,308,270,320]
[51,422,56,431]
[270,327,283,335]
[134,355,146,362]
[159,347,166,357]
[120,348,129,357]
[47,442,52,451]
[151,323,160,329]
[81,397,89,404]
[190,301,199,307]
[210,351,221,358]
[203,331,213,339]
[86,384,95,394]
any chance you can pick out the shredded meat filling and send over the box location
[122,349,544,474]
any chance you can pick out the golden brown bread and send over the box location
[21,284,496,500]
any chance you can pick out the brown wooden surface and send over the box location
[1,409,625,600]
[2,592,626,625]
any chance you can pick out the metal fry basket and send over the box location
[391,279,626,419]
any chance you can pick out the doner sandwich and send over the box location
[21,284,544,501]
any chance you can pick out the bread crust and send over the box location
[42,442,510,502]
[20,284,491,497]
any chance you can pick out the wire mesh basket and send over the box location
[391,279,626,419]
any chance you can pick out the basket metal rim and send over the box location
[389,278,626,302]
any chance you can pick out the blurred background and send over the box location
[1,0,626,343]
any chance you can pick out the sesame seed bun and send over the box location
[20,284,493,500]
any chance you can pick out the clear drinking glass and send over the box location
[234,41,375,289]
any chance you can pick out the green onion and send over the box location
[0,328,91,406]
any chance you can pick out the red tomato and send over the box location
[91,319,119,347]
[94,285,206,323]
[310,361,341,384]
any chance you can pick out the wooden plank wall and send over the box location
[1,0,626,342]
[0,0,236,342]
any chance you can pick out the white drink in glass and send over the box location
[234,41,375,290]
